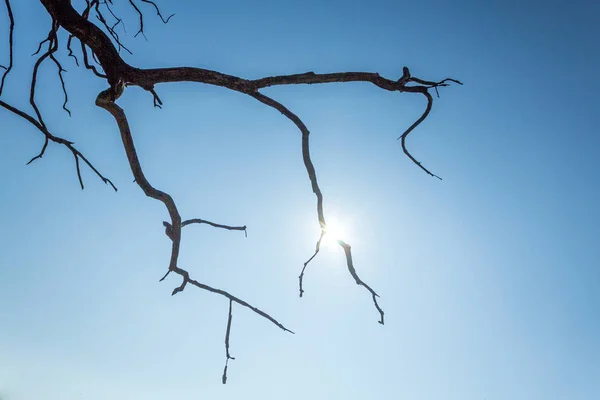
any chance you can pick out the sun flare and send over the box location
[321,216,348,250]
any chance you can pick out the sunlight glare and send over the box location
[321,216,348,251]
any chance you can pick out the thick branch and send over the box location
[41,0,460,180]
[40,0,127,85]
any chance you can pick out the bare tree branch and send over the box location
[1,0,462,382]
[30,21,59,128]
[140,0,174,24]
[339,241,384,324]
[39,0,458,329]
[49,54,71,116]
[128,0,147,39]
[95,86,293,381]
[102,0,126,35]
[222,299,235,384]
[181,219,247,236]
[0,0,14,96]
[298,232,324,297]
[0,99,117,190]
[66,35,80,66]
[94,0,132,54]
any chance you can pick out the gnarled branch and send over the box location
[1,0,462,383]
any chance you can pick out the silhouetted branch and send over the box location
[395,71,464,179]
[94,0,132,54]
[140,0,174,24]
[80,41,106,78]
[298,232,324,297]
[95,86,293,380]
[66,35,79,66]
[338,241,384,324]
[128,0,147,39]
[222,299,235,384]
[30,20,59,128]
[2,0,462,382]
[0,0,14,96]
[247,90,384,319]
[163,219,247,240]
[0,99,117,190]
[102,0,125,35]
[79,0,107,78]
[182,218,247,235]
[50,54,71,116]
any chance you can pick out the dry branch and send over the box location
[0,0,13,96]
[95,86,293,383]
[1,0,462,383]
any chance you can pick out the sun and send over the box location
[321,216,348,251]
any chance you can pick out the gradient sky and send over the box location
[1,0,599,399]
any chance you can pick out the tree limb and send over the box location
[1,0,462,382]
[0,0,14,96]
[95,85,293,382]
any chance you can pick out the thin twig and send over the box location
[66,35,80,66]
[49,54,71,116]
[338,241,384,324]
[182,218,246,235]
[0,99,117,191]
[94,0,132,54]
[0,0,14,96]
[222,299,235,384]
[128,0,147,39]
[299,232,323,297]
[140,0,174,23]
[30,21,60,128]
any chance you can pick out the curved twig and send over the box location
[338,241,384,324]
[66,35,79,66]
[397,89,440,179]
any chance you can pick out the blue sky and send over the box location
[1,0,599,399]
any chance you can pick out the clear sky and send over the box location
[1,0,599,399]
